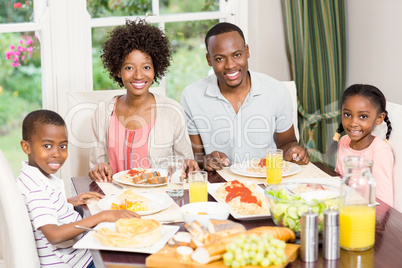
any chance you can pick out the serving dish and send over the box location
[265,179,340,235]
[73,222,179,254]
[180,201,230,228]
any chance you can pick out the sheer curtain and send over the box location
[281,0,346,166]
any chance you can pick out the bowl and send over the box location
[180,202,230,228]
[265,181,339,235]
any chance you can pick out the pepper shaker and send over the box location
[300,207,318,262]
[323,207,340,260]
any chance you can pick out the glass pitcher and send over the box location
[339,156,376,251]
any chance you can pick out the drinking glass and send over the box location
[166,156,185,197]
[188,171,208,203]
[266,149,283,184]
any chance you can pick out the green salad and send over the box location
[266,188,339,234]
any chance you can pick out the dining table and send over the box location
[71,162,402,268]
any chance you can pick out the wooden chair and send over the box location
[0,149,40,268]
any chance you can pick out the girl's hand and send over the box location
[285,145,309,165]
[100,210,140,222]
[89,163,113,182]
[68,192,105,207]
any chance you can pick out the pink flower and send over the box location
[25,1,28,4]
[14,2,22,9]
[12,62,20,67]
[21,55,25,61]
[9,45,15,50]
[19,39,23,44]
[13,56,19,62]
[21,47,27,52]
[27,47,33,52]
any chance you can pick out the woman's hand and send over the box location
[89,163,113,182]
[184,159,200,175]
[67,192,105,207]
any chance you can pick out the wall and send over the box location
[249,0,402,105]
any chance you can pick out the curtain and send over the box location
[281,0,346,166]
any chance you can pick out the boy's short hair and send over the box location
[205,22,245,52]
[22,109,66,141]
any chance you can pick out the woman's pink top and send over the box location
[335,135,394,207]
[107,100,155,173]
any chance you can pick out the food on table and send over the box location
[175,246,194,262]
[191,226,295,264]
[247,158,290,174]
[94,218,162,248]
[111,189,150,212]
[119,167,167,184]
[215,180,269,215]
[266,186,339,234]
[223,233,287,267]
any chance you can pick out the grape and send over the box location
[223,252,234,263]
[223,234,288,268]
[261,257,271,267]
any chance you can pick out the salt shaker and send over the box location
[323,207,340,260]
[300,207,318,262]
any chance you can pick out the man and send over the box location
[180,22,309,171]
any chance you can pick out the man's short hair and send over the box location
[205,22,245,52]
[22,109,66,141]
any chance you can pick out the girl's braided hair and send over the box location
[326,84,392,156]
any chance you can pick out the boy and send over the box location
[17,109,138,267]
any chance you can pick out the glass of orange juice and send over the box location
[188,171,208,203]
[266,149,283,184]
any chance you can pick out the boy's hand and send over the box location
[89,163,113,182]
[68,192,104,207]
[184,159,200,175]
[101,210,140,222]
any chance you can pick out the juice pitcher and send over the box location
[339,156,376,251]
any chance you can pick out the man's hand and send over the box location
[284,145,309,165]
[67,192,104,207]
[89,163,113,182]
[203,151,230,171]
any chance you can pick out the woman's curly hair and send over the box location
[101,19,172,87]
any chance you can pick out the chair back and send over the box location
[372,101,402,211]
[281,81,300,141]
[64,90,126,178]
[0,150,40,268]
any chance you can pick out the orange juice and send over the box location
[266,151,283,184]
[340,205,375,251]
[189,181,208,203]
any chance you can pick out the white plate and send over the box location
[230,161,301,178]
[73,222,179,254]
[113,168,167,187]
[97,192,173,216]
[207,183,271,221]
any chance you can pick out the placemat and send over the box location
[217,162,335,184]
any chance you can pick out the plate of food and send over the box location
[208,180,271,220]
[113,167,168,187]
[73,218,179,254]
[98,189,173,216]
[230,159,301,178]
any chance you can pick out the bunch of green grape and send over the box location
[223,233,287,268]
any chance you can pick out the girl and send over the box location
[331,84,394,207]
[89,19,198,182]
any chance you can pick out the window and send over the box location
[0,0,247,183]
